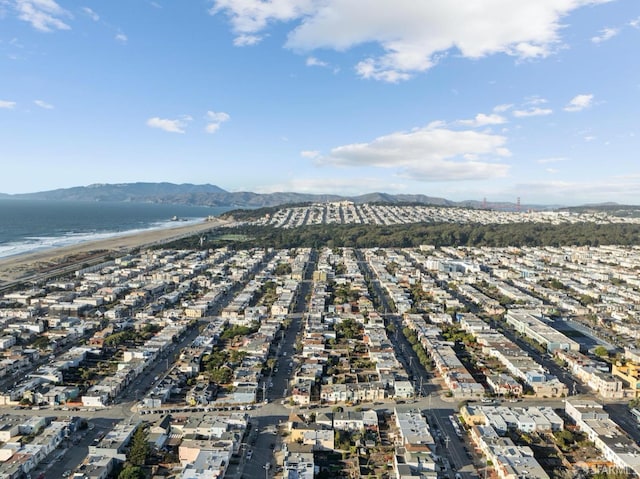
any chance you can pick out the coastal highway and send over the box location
[0,250,114,293]
[0,218,237,293]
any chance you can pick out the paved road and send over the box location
[30,416,119,479]
[8,246,639,479]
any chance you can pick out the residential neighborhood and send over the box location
[2,205,640,478]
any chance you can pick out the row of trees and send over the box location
[103,324,162,348]
[117,425,149,479]
[163,221,640,251]
[401,327,432,371]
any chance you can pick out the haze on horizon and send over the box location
[0,0,638,205]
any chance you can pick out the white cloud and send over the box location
[115,32,128,44]
[233,34,262,46]
[493,103,513,113]
[564,93,593,112]
[211,0,611,81]
[146,116,191,134]
[13,0,71,32]
[458,113,507,128]
[591,27,618,43]
[306,56,328,67]
[33,99,54,109]
[204,110,230,134]
[537,157,568,164]
[300,150,320,159]
[81,6,99,21]
[355,59,411,83]
[0,100,16,109]
[210,0,315,38]
[314,123,510,181]
[630,17,640,28]
[513,107,553,117]
[523,96,548,105]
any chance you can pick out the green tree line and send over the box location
[161,221,640,250]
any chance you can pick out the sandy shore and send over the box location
[0,217,230,284]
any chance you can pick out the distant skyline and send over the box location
[1,1,639,205]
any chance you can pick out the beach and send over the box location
[0,217,230,285]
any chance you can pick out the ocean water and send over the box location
[0,199,232,259]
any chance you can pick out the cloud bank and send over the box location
[314,123,510,181]
[211,0,611,81]
[11,0,71,32]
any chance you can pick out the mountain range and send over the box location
[1,182,546,210]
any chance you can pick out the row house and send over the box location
[333,410,379,431]
[486,374,523,397]
[555,349,623,399]
[566,399,640,476]
[468,424,550,479]
[291,379,313,405]
[613,361,640,398]
[320,382,386,404]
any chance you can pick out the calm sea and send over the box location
[0,199,232,259]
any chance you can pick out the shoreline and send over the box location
[0,217,230,285]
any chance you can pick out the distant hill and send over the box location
[13,182,228,203]
[350,192,455,206]
[6,181,532,210]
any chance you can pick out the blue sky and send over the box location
[0,0,639,205]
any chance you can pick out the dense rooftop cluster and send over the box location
[2,241,640,477]
[249,202,640,228]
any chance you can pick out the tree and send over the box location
[127,426,150,467]
[274,262,292,276]
[141,323,162,338]
[118,465,146,479]
[31,336,50,350]
[209,367,233,385]
[221,323,258,340]
[594,346,609,358]
[229,349,248,365]
[553,429,575,451]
